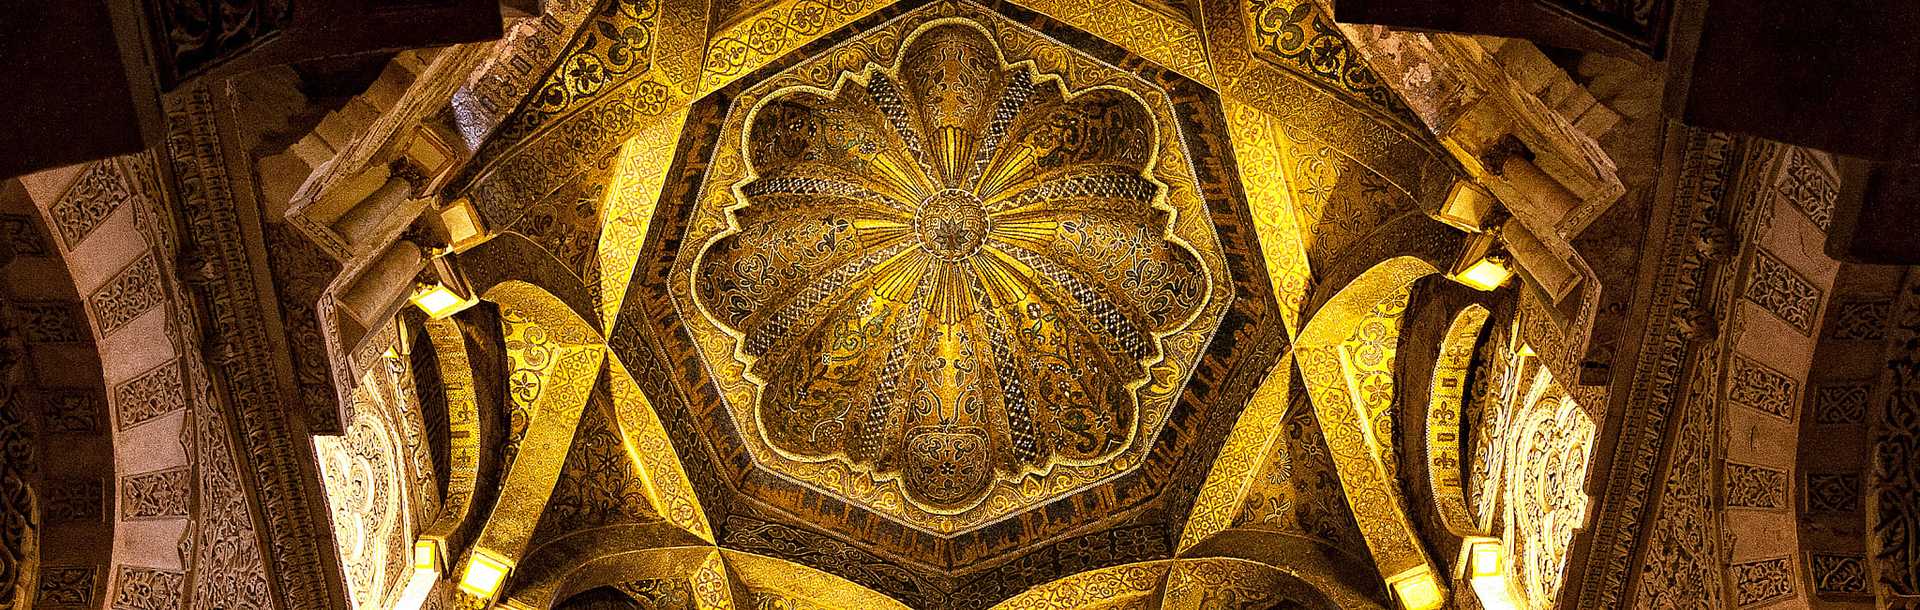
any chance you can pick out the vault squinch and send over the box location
[673,18,1231,533]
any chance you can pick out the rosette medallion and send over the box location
[681,21,1226,523]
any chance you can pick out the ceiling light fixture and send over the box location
[1461,537,1521,610]
[457,549,514,601]
[412,539,441,573]
[1387,566,1448,610]
[1450,232,1515,291]
[409,248,477,319]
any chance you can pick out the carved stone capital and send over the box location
[388,157,432,199]
[1480,134,1535,178]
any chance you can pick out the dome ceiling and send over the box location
[405,0,1501,606]
[674,20,1230,531]
[615,2,1289,602]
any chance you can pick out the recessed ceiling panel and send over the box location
[669,11,1231,535]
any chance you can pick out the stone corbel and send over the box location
[1334,25,1624,240]
[287,126,458,260]
[1339,28,1613,355]
[1428,36,1625,241]
[1490,209,1601,361]
[321,239,430,388]
[1430,178,1598,362]
[1416,39,1615,352]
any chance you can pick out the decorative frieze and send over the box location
[110,566,184,610]
[1808,552,1870,597]
[1870,274,1920,597]
[1730,556,1796,607]
[1744,249,1822,335]
[1727,354,1798,421]
[1582,130,1737,610]
[113,360,185,431]
[49,162,128,248]
[1812,383,1871,425]
[1779,148,1839,231]
[120,466,189,520]
[1725,461,1788,509]
[169,85,321,608]
[87,254,166,336]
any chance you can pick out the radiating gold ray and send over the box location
[965,251,1033,306]
[976,145,1038,198]
[938,126,973,187]
[867,247,933,302]
[867,148,939,204]
[983,216,1056,241]
[988,195,1157,224]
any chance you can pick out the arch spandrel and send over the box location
[604,355,713,543]
[1179,352,1298,553]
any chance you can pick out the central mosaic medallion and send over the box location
[673,16,1231,533]
[915,189,991,261]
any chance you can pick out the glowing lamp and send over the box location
[395,540,445,610]
[412,540,441,573]
[1387,567,1447,610]
[1459,538,1520,610]
[1470,540,1503,578]
[410,250,477,319]
[458,549,514,601]
[1450,232,1514,291]
[410,282,473,319]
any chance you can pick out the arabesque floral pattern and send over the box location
[691,23,1212,513]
